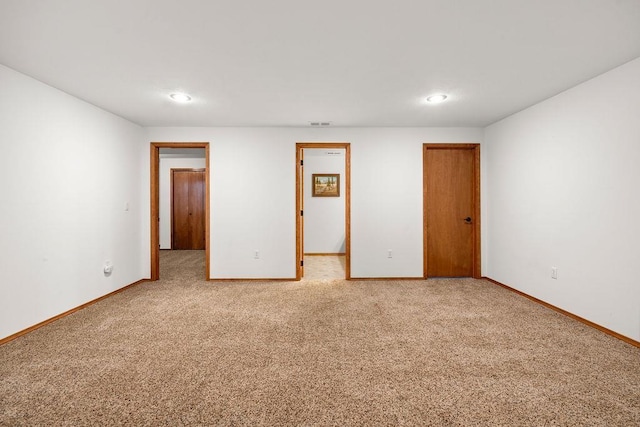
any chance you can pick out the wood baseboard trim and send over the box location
[209,278,297,282]
[304,253,346,256]
[0,279,149,346]
[349,277,424,281]
[484,277,639,348]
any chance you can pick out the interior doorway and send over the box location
[150,142,210,280]
[296,143,351,280]
[423,143,480,278]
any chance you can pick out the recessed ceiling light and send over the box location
[426,94,448,103]
[169,93,192,103]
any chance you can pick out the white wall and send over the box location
[142,127,483,279]
[303,149,346,254]
[0,64,144,340]
[484,57,640,341]
[5,53,636,343]
[159,156,206,249]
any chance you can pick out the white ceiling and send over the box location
[1,0,639,127]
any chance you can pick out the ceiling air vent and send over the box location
[309,121,331,126]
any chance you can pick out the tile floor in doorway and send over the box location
[302,255,345,280]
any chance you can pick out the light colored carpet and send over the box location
[1,250,638,426]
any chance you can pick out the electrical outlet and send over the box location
[104,261,113,276]
[254,250,260,259]
[551,267,558,279]
[388,250,393,258]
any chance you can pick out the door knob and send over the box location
[464,217,472,223]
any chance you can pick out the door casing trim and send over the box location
[296,142,351,280]
[150,142,210,280]
[423,143,481,279]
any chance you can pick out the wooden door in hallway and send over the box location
[172,169,206,250]
[423,144,480,277]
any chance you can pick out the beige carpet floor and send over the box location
[1,250,638,426]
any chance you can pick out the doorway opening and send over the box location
[150,142,210,280]
[423,143,480,278]
[296,143,351,281]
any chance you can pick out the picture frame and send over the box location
[312,173,340,197]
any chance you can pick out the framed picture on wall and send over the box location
[312,174,340,197]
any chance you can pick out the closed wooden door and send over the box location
[172,169,206,250]
[424,145,479,277]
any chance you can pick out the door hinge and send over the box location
[300,210,303,216]
[300,260,304,267]
[300,160,303,166]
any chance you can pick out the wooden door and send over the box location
[424,145,480,277]
[172,169,206,250]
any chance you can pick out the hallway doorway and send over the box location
[150,142,210,280]
[296,143,351,280]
